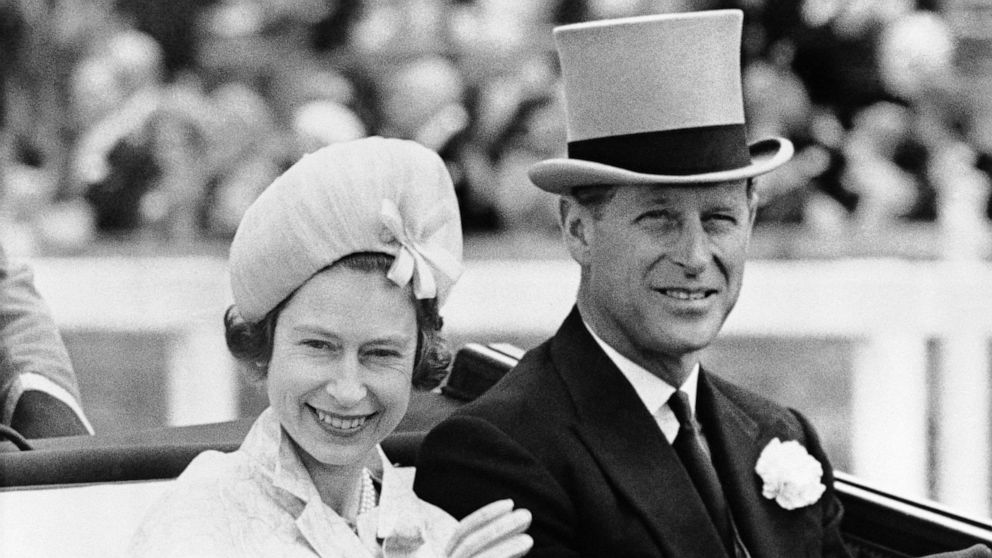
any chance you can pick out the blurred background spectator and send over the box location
[1,0,990,254]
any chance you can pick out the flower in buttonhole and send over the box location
[755,437,826,510]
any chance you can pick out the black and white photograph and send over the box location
[2,1,992,557]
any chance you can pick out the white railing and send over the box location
[27,256,992,516]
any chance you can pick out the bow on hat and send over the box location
[380,199,462,299]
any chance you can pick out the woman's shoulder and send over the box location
[175,410,281,487]
[135,450,256,523]
[178,449,254,483]
[128,449,287,556]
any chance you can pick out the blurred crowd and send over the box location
[1,0,992,256]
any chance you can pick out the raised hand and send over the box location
[446,499,533,558]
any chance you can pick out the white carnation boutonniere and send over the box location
[754,438,826,510]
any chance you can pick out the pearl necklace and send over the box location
[345,468,377,534]
[358,467,377,517]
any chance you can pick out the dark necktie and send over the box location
[668,390,736,556]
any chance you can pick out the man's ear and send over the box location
[559,196,593,266]
[745,178,760,217]
[744,185,759,246]
[748,189,759,226]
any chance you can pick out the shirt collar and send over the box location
[583,320,701,417]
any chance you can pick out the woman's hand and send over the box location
[445,499,533,558]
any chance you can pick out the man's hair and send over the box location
[568,179,757,220]
[223,252,450,389]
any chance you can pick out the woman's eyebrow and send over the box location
[291,325,411,343]
[366,334,416,347]
[291,324,340,338]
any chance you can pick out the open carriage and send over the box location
[3,342,992,557]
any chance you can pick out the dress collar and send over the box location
[238,408,317,503]
[239,408,454,557]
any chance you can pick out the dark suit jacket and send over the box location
[414,308,851,557]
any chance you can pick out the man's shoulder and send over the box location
[447,340,572,428]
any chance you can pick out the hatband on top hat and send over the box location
[529,10,793,194]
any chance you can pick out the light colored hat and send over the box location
[229,137,463,322]
[529,10,794,194]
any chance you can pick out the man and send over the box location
[0,243,93,439]
[413,10,990,557]
[1,1,92,440]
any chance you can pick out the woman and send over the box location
[129,137,532,557]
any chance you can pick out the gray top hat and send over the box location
[529,10,794,194]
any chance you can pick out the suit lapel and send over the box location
[697,372,813,558]
[550,309,731,557]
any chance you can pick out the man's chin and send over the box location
[643,325,721,357]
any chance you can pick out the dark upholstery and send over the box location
[441,342,519,401]
[0,419,251,486]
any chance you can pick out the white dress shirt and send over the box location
[583,321,700,443]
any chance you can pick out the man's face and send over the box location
[571,181,755,367]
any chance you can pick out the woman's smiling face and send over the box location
[266,265,418,472]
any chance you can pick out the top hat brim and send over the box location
[528,137,794,194]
